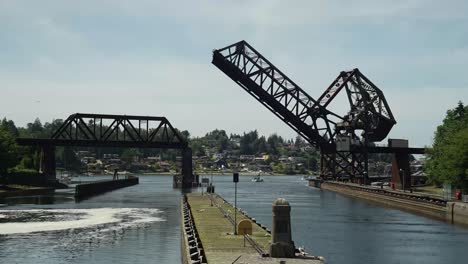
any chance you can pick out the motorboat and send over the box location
[251,175,264,182]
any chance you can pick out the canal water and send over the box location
[1,175,468,264]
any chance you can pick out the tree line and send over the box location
[0,118,319,175]
[1,101,466,190]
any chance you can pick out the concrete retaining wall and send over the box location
[180,195,206,264]
[181,200,190,264]
[447,202,468,226]
[75,176,139,198]
[0,187,54,198]
[321,182,447,221]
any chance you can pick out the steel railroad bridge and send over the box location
[212,40,424,187]
[16,113,195,188]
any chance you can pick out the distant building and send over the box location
[288,156,304,163]
[240,155,255,161]
[145,156,161,164]
[103,153,119,159]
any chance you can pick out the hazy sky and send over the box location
[1,0,467,147]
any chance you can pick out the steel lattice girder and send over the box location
[213,40,400,180]
[323,69,396,142]
[212,40,341,151]
[17,113,188,149]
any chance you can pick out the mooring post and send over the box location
[270,198,295,258]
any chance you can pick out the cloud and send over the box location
[0,0,467,146]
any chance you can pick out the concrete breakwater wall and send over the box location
[319,181,447,221]
[0,187,54,198]
[75,176,139,198]
[181,195,207,264]
[447,202,468,226]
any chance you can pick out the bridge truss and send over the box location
[17,113,194,187]
[212,40,402,182]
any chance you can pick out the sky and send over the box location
[0,0,467,147]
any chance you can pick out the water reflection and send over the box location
[0,175,181,264]
[1,194,74,205]
[213,175,468,264]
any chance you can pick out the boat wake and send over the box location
[0,208,164,235]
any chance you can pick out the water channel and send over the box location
[1,175,468,264]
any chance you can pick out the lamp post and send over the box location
[233,172,239,235]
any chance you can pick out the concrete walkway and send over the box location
[186,193,323,264]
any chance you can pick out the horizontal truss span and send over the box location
[16,138,187,149]
[16,113,188,149]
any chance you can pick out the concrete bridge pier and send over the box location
[181,147,195,188]
[40,144,56,182]
[391,152,411,190]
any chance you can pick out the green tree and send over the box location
[0,128,19,175]
[1,118,19,137]
[62,147,82,172]
[425,101,468,190]
[121,148,142,168]
[254,136,267,154]
[240,130,258,154]
[267,134,283,155]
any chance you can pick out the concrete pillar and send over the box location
[270,198,295,258]
[391,153,411,190]
[41,144,56,182]
[181,148,194,188]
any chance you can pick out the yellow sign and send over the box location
[237,219,252,235]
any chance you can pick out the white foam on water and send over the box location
[0,208,164,235]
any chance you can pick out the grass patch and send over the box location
[413,185,444,196]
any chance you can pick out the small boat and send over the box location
[251,175,264,182]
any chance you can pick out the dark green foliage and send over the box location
[1,115,321,175]
[3,168,46,186]
[61,147,82,172]
[267,134,284,155]
[425,101,468,190]
[239,130,258,155]
[121,148,142,168]
[0,126,19,175]
[1,118,19,137]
